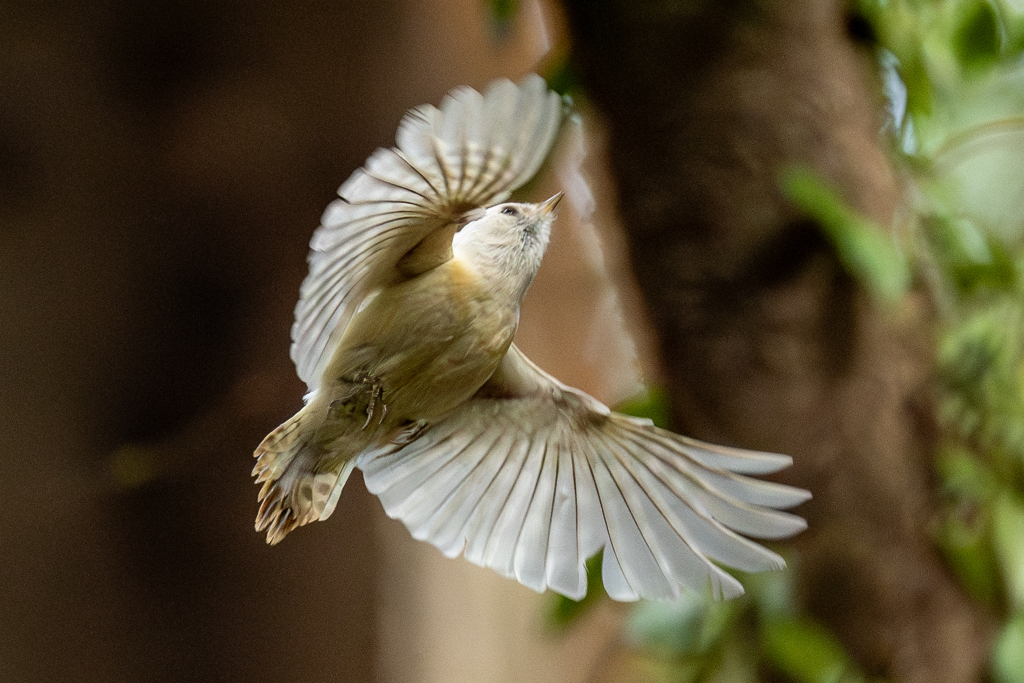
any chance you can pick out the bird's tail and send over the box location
[252,408,356,545]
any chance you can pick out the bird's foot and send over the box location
[363,382,387,429]
[335,372,387,429]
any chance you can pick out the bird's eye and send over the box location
[501,206,520,217]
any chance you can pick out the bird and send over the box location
[252,74,810,602]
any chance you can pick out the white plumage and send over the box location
[254,74,809,601]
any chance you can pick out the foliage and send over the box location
[781,166,911,305]
[863,2,1024,681]
[486,0,520,37]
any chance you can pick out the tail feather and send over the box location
[253,412,356,545]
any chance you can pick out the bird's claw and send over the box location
[351,375,386,430]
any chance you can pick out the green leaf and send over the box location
[624,590,741,658]
[781,167,911,304]
[761,618,863,683]
[923,214,1017,294]
[743,557,798,623]
[932,456,1003,608]
[616,387,673,429]
[487,0,518,26]
[954,1,1002,73]
[625,594,710,656]
[543,58,585,100]
[992,612,1024,683]
[936,445,999,501]
[993,493,1024,611]
[707,633,759,683]
[898,56,934,121]
[547,552,604,628]
[937,514,1003,608]
[1007,12,1024,59]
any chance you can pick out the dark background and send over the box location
[1,1,517,680]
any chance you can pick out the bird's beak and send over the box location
[537,192,563,218]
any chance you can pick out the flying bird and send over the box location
[253,74,809,601]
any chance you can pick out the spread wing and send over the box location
[292,75,565,392]
[358,345,810,602]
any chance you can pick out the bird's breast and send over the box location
[321,257,517,423]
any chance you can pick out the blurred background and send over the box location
[4,0,1024,681]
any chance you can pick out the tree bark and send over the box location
[559,1,994,680]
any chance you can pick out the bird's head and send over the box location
[453,192,562,301]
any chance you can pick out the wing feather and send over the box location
[462,435,533,568]
[426,440,509,556]
[545,437,583,597]
[370,429,477,519]
[617,429,808,536]
[514,438,558,591]
[592,435,676,600]
[609,430,787,577]
[292,75,564,391]
[359,345,810,601]
[485,433,547,581]
[407,428,509,554]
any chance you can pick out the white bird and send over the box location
[253,74,810,601]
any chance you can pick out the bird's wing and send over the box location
[292,75,565,392]
[358,344,810,602]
